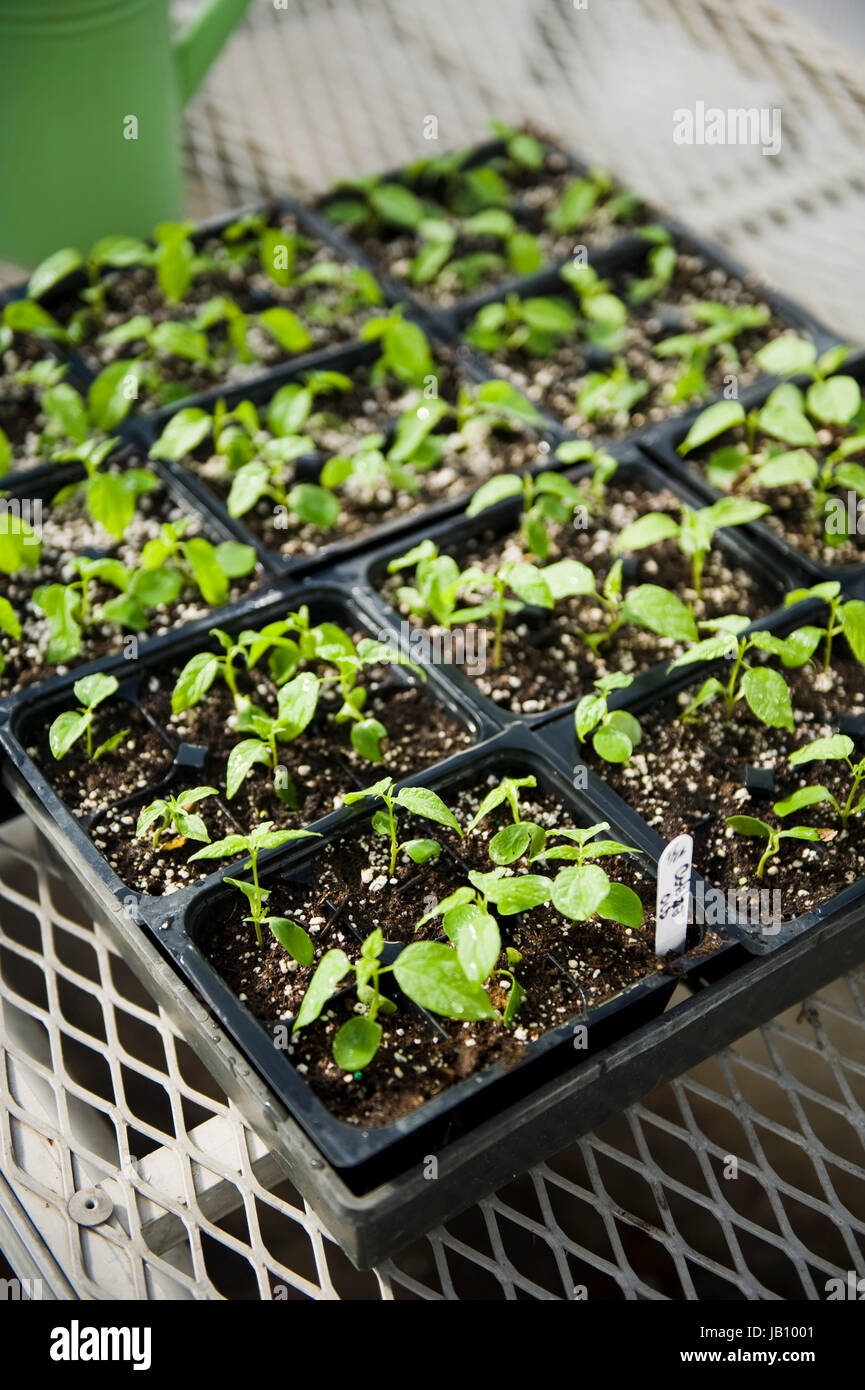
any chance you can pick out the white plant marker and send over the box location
[655,833,693,956]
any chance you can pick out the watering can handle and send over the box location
[175,0,254,103]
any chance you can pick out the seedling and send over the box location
[189,822,320,950]
[669,615,810,728]
[52,439,159,540]
[677,353,865,544]
[559,263,629,354]
[575,673,643,763]
[725,814,828,879]
[138,520,255,606]
[626,227,678,304]
[783,582,865,673]
[465,443,616,558]
[359,310,436,387]
[613,496,769,603]
[546,168,643,238]
[225,672,321,805]
[293,921,508,1074]
[654,302,770,403]
[776,735,865,828]
[343,776,461,875]
[135,787,219,850]
[576,359,648,423]
[415,888,526,1026]
[48,673,129,762]
[465,292,579,357]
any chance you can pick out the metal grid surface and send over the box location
[1,817,864,1300]
[2,0,865,1300]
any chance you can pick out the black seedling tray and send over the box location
[133,336,559,581]
[172,724,720,1188]
[0,578,489,913]
[343,442,810,732]
[312,136,665,322]
[641,349,865,582]
[538,588,865,951]
[5,197,391,433]
[434,221,842,450]
[0,445,269,699]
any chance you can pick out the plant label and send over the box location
[655,833,693,955]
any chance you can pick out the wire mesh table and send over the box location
[2,0,864,1299]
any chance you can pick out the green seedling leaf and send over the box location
[332,1016,382,1072]
[741,667,794,732]
[393,942,497,1020]
[678,401,745,455]
[294,948,352,1030]
[268,918,314,967]
[551,863,610,921]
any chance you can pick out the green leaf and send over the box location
[395,786,461,833]
[472,872,552,915]
[28,248,83,299]
[74,672,118,709]
[93,728,129,761]
[598,881,644,927]
[87,361,142,431]
[753,449,818,488]
[0,596,21,640]
[86,471,137,539]
[593,725,634,763]
[789,734,854,767]
[48,710,89,760]
[726,815,772,838]
[741,667,794,732]
[678,401,745,455]
[41,383,88,444]
[841,601,865,665]
[346,717,384,762]
[151,408,213,461]
[182,538,229,606]
[466,474,523,516]
[268,917,314,967]
[551,863,610,921]
[541,559,596,601]
[754,336,817,378]
[369,183,426,228]
[501,560,553,609]
[381,317,433,385]
[757,397,817,448]
[614,513,681,552]
[402,838,441,864]
[332,1016,382,1071]
[32,581,80,660]
[393,942,497,1020]
[488,822,536,865]
[225,739,273,799]
[294,948,352,1029]
[276,671,320,738]
[806,375,861,425]
[774,786,836,818]
[257,307,313,353]
[520,297,578,335]
[450,906,501,984]
[288,482,340,529]
[622,585,697,642]
[172,651,219,714]
[150,320,210,363]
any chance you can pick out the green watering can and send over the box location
[0,0,253,267]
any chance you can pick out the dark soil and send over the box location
[463,251,798,437]
[197,779,714,1126]
[0,468,260,697]
[0,340,65,458]
[594,652,865,920]
[380,472,782,714]
[679,426,865,570]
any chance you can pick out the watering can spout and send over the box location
[175,0,253,103]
